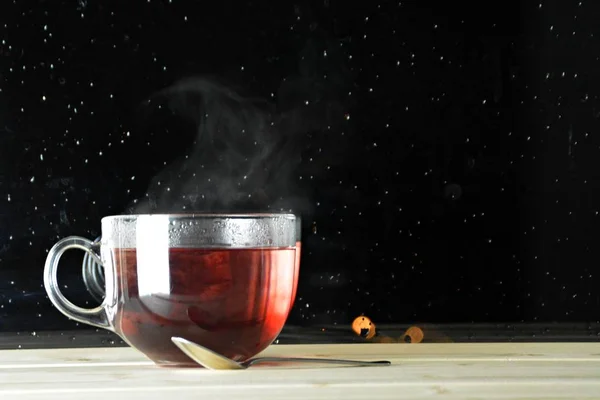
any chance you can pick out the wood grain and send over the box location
[2,343,600,399]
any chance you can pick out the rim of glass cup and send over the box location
[98,212,301,249]
[101,212,298,221]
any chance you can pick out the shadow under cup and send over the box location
[43,214,301,367]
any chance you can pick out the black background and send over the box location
[1,0,600,336]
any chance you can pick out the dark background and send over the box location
[1,0,600,339]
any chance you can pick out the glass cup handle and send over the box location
[43,236,112,330]
[82,236,105,303]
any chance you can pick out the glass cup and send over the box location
[43,213,301,367]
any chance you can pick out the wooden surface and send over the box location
[2,343,600,399]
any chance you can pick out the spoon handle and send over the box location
[246,357,391,367]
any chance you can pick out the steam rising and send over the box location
[126,73,347,215]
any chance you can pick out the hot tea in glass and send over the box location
[43,214,301,367]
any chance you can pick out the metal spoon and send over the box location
[171,337,391,370]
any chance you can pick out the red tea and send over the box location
[111,246,299,367]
